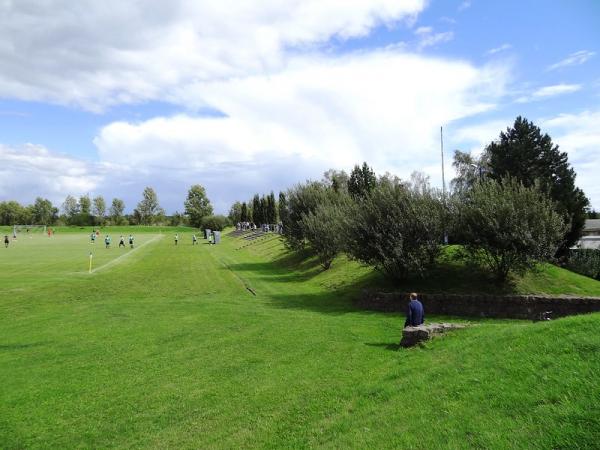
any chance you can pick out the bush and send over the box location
[201,215,230,231]
[344,178,445,280]
[300,195,349,269]
[567,249,600,280]
[452,178,566,282]
[282,182,333,250]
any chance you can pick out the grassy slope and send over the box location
[0,230,599,449]
[347,244,600,297]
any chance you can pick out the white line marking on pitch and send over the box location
[91,234,164,274]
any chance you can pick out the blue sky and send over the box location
[0,0,598,213]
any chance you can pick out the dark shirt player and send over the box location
[404,292,425,328]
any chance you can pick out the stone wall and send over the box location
[358,291,600,320]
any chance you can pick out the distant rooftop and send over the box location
[585,219,600,231]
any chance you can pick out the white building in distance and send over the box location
[578,219,600,250]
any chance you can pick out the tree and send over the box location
[259,196,267,224]
[74,195,92,225]
[184,184,213,227]
[278,192,288,225]
[79,195,91,216]
[0,201,28,225]
[252,194,261,224]
[266,192,277,224]
[322,169,349,193]
[200,215,230,231]
[109,198,125,224]
[408,171,432,195]
[137,187,162,225]
[31,197,57,224]
[154,208,167,226]
[241,202,249,222]
[452,178,566,282]
[130,208,142,225]
[170,211,188,226]
[450,150,485,195]
[228,201,243,224]
[345,178,445,280]
[348,162,376,199]
[484,116,589,256]
[283,181,333,250]
[62,195,79,218]
[93,196,106,223]
[301,194,349,269]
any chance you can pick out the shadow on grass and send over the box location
[264,291,370,316]
[226,248,325,282]
[0,342,48,351]
[229,243,525,317]
[275,246,519,294]
[261,269,391,316]
[380,260,519,295]
[364,342,401,351]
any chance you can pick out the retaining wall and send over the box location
[358,291,600,320]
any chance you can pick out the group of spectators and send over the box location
[236,222,284,234]
[237,222,257,231]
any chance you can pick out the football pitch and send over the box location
[1,229,598,449]
[1,232,163,281]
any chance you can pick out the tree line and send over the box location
[0,184,221,229]
[227,192,279,225]
[240,117,590,283]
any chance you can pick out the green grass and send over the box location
[1,229,599,448]
[0,225,198,235]
[369,245,600,296]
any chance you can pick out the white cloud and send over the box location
[413,26,454,50]
[516,83,581,103]
[547,50,596,71]
[541,111,600,209]
[452,119,510,155]
[0,0,426,111]
[458,1,472,11]
[0,48,510,213]
[415,26,434,35]
[542,111,600,158]
[439,16,457,25]
[0,144,104,204]
[486,43,512,55]
[0,1,517,213]
[89,50,508,212]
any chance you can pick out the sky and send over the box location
[0,0,599,214]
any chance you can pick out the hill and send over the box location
[0,229,598,448]
[234,235,600,297]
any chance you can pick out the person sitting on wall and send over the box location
[404,292,425,328]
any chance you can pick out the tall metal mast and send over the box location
[440,126,446,201]
[441,126,448,244]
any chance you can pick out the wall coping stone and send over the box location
[359,290,600,320]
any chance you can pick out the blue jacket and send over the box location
[405,299,425,327]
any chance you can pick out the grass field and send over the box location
[1,228,599,448]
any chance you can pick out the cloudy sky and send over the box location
[1,0,598,214]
